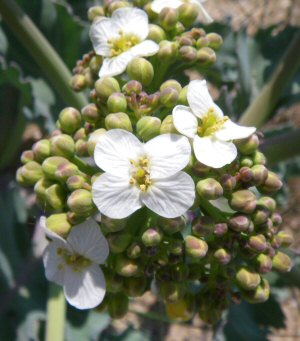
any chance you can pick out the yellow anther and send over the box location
[109,33,140,57]
[129,177,136,185]
[198,109,228,137]
[136,168,146,178]
[140,184,146,192]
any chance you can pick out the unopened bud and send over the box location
[75,139,89,157]
[252,208,270,225]
[71,74,86,92]
[105,112,132,132]
[214,223,228,236]
[196,36,209,49]
[136,116,161,141]
[66,175,87,191]
[126,58,154,86]
[277,231,293,247]
[34,178,54,201]
[236,134,259,155]
[101,215,127,232]
[214,248,231,264]
[179,46,197,63]
[206,33,223,50]
[251,165,268,186]
[124,277,147,297]
[108,293,129,319]
[89,55,102,75]
[158,41,178,61]
[229,190,257,214]
[32,140,51,162]
[45,183,66,210]
[178,85,188,105]
[178,3,199,27]
[50,134,75,159]
[235,267,261,291]
[241,279,270,304]
[122,80,142,95]
[66,212,87,229]
[248,234,267,252]
[142,227,162,247]
[272,251,292,273]
[87,128,106,156]
[21,150,35,164]
[196,178,223,200]
[115,256,142,277]
[107,92,127,113]
[228,214,250,232]
[159,216,186,235]
[81,103,101,123]
[46,213,72,238]
[257,196,276,213]
[258,171,282,194]
[144,3,158,20]
[108,1,132,14]
[240,156,254,168]
[87,6,105,21]
[220,174,236,192]
[160,282,186,303]
[160,80,182,93]
[159,7,178,30]
[147,24,166,43]
[239,167,253,183]
[42,156,68,179]
[95,77,120,102]
[20,161,43,185]
[107,231,132,254]
[192,216,214,237]
[160,87,179,108]
[255,254,272,274]
[197,47,216,66]
[185,236,208,259]
[67,189,94,215]
[252,151,266,165]
[160,115,178,134]
[271,212,282,226]
[126,242,142,259]
[58,107,82,135]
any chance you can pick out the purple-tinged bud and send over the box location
[87,6,105,21]
[127,58,154,86]
[214,223,228,237]
[196,36,209,49]
[105,112,132,132]
[126,242,142,259]
[252,151,266,165]
[248,234,267,252]
[67,189,94,215]
[165,293,195,322]
[192,216,214,237]
[87,128,106,156]
[66,175,88,191]
[271,212,282,227]
[197,47,216,66]
[257,196,276,213]
[236,134,259,155]
[20,161,43,185]
[45,183,66,210]
[196,178,223,200]
[239,167,254,183]
[46,213,72,238]
[160,282,186,303]
[141,227,163,247]
[159,7,178,30]
[107,231,132,254]
[101,215,127,232]
[160,87,179,108]
[241,279,270,304]
[95,77,120,102]
[107,92,127,113]
[178,85,188,105]
[89,55,102,75]
[21,150,35,164]
[83,69,94,89]
[160,80,182,93]
[137,116,161,141]
[108,292,129,319]
[71,74,86,92]
[277,231,293,247]
[220,174,237,192]
[270,235,281,249]
[191,27,206,39]
[255,254,272,274]
[147,24,166,43]
[32,140,51,162]
[251,165,268,186]
[103,269,123,293]
[42,156,68,179]
[122,80,142,95]
[228,214,250,232]
[229,190,257,214]
[272,251,292,273]
[235,267,261,291]
[178,3,199,27]
[50,134,75,159]
[158,40,178,61]
[124,277,147,297]
[158,216,186,235]
[240,156,254,168]
[81,103,101,123]
[179,46,197,63]
[115,256,142,277]
[160,115,178,134]
[108,1,132,14]
[58,107,81,135]
[73,128,87,142]
[214,248,231,264]
[34,178,54,202]
[206,33,223,50]
[252,208,270,225]
[192,161,211,177]
[178,36,193,47]
[258,171,283,194]
[75,139,89,157]
[185,236,208,259]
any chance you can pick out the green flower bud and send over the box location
[248,234,267,252]
[126,242,142,259]
[257,196,276,213]
[206,33,223,50]
[236,134,259,155]
[101,215,127,232]
[228,214,250,232]
[220,174,236,192]
[103,269,123,293]
[42,156,68,179]
[87,128,107,156]
[105,112,132,132]
[160,282,186,303]
[255,253,272,274]
[87,6,105,21]
[197,47,216,66]
[108,292,129,319]
[95,77,120,102]
[46,213,72,238]
[185,236,208,259]
[71,74,86,92]
[89,55,103,75]
[108,1,132,14]
[271,212,282,226]
[252,151,266,165]
[196,178,223,200]
[32,140,51,162]
[158,40,178,61]
[84,69,95,89]
[173,22,185,35]
[158,216,186,235]
[160,115,178,134]
[214,223,228,236]
[235,267,261,291]
[277,231,293,247]
[34,178,54,201]
[192,216,214,237]
[20,150,35,164]
[141,227,163,247]
[107,92,127,113]
[258,171,283,194]
[81,103,101,124]
[159,7,178,30]
[272,251,292,273]
[122,80,142,95]
[178,3,199,27]
[229,190,257,214]
[66,175,88,191]
[178,86,188,105]
[144,3,158,20]
[123,277,147,297]
[58,107,82,135]
[115,256,142,277]
[160,87,179,108]
[147,24,166,43]
[66,211,87,225]
[107,231,132,254]
[165,293,195,322]
[214,248,231,264]
[160,80,182,93]
[50,134,75,159]
[252,208,270,225]
[126,58,154,86]
[240,156,254,168]
[75,139,89,157]
[251,165,268,186]
[20,161,43,185]
[179,46,197,63]
[196,36,209,49]
[67,189,94,215]
[45,183,66,210]
[73,128,87,142]
[241,279,270,304]
[136,116,161,141]
[239,166,254,183]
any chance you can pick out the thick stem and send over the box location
[239,30,300,127]
[0,0,88,109]
[45,283,66,341]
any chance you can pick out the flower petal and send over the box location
[187,80,223,119]
[193,135,237,168]
[94,129,143,177]
[172,105,198,139]
[142,172,195,218]
[113,8,149,41]
[130,40,159,58]
[67,219,109,264]
[214,120,256,141]
[92,172,142,219]
[99,51,133,78]
[151,0,183,13]
[64,264,106,310]
[145,134,191,179]
[43,241,66,286]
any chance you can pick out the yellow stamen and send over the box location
[109,31,140,57]
[197,108,228,137]
[129,156,152,192]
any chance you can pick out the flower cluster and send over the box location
[16,0,293,323]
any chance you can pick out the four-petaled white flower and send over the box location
[41,217,109,310]
[92,129,195,219]
[172,80,256,168]
[90,7,159,78]
[151,0,213,23]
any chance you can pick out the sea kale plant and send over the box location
[16,0,293,325]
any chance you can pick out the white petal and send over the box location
[151,0,183,13]
[94,129,143,177]
[198,3,213,23]
[193,135,237,168]
[145,134,191,179]
[172,105,198,139]
[64,264,106,310]
[187,80,223,119]
[130,40,159,58]
[43,241,66,286]
[112,8,149,41]
[142,172,195,218]
[214,120,256,141]
[99,52,133,78]
[92,173,142,219]
[67,219,109,264]
[40,216,68,245]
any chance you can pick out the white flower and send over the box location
[92,129,195,219]
[172,80,256,168]
[151,0,213,23]
[41,217,109,310]
[90,7,159,78]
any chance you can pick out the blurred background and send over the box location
[0,0,300,340]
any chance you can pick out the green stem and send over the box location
[72,155,98,176]
[238,30,300,127]
[260,129,300,165]
[0,0,88,109]
[45,283,66,341]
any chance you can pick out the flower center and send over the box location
[197,108,228,137]
[57,247,91,272]
[108,30,140,57]
[129,157,152,192]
